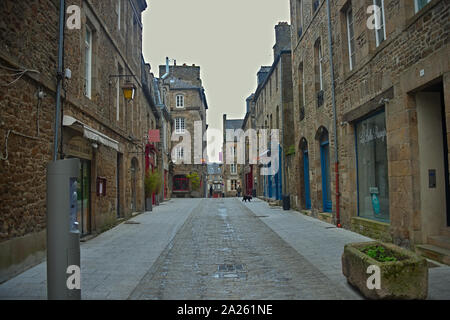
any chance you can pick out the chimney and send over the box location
[273,22,291,60]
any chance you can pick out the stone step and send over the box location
[415,244,450,266]
[428,235,450,250]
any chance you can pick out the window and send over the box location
[374,0,386,47]
[299,62,306,121]
[346,6,356,70]
[176,146,185,160]
[415,0,431,12]
[230,164,237,174]
[175,118,185,134]
[296,0,303,37]
[84,25,92,98]
[231,180,238,191]
[313,0,320,13]
[231,146,236,158]
[356,111,389,222]
[116,0,121,30]
[176,94,184,108]
[314,38,324,97]
[318,41,323,91]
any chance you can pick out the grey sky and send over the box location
[142,0,290,162]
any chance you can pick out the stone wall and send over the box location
[0,0,156,281]
[290,0,450,247]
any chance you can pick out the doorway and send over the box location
[116,153,123,218]
[303,150,311,210]
[131,158,138,212]
[319,129,332,212]
[416,82,450,238]
[77,159,91,236]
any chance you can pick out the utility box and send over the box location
[46,158,81,300]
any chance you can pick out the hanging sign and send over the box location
[148,130,160,143]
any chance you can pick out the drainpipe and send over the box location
[53,0,65,161]
[280,55,286,201]
[161,57,170,80]
[326,0,341,227]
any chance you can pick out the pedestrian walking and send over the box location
[237,185,242,198]
[209,186,213,198]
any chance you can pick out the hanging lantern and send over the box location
[122,80,136,101]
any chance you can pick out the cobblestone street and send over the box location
[1,198,450,300]
[129,199,358,300]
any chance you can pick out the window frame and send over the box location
[374,0,387,47]
[176,94,185,108]
[84,25,93,99]
[175,117,186,134]
[414,0,432,13]
[318,40,324,91]
[346,6,356,71]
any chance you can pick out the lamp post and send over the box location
[109,74,137,102]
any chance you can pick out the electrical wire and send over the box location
[0,64,40,87]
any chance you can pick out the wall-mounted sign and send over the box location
[64,136,93,160]
[96,177,107,196]
[148,130,160,143]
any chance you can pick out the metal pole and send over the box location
[53,0,65,161]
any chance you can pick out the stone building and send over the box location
[0,0,160,282]
[222,115,244,197]
[159,63,208,198]
[207,163,223,198]
[247,22,296,203]
[290,0,449,262]
[241,94,257,197]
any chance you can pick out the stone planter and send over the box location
[342,241,428,300]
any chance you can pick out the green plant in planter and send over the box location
[186,172,200,191]
[362,244,399,262]
[145,170,162,197]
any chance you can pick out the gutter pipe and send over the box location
[53,0,65,161]
[326,0,341,227]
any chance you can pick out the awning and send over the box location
[63,115,119,151]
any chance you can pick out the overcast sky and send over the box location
[142,0,291,162]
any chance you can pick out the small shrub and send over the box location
[362,245,399,262]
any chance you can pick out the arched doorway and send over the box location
[317,127,332,212]
[299,138,311,210]
[131,158,138,212]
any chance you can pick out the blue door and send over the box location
[320,141,332,212]
[303,151,311,209]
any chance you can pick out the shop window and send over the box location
[173,175,189,191]
[356,111,389,222]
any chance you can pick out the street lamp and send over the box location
[109,74,136,102]
[122,80,136,101]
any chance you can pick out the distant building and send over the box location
[289,0,450,263]
[159,63,208,198]
[207,163,223,198]
[246,22,295,203]
[223,115,244,197]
